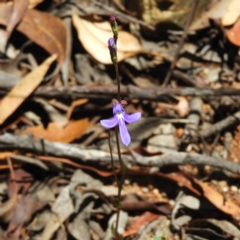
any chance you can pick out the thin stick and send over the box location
[7,157,17,194]
[162,0,199,87]
[91,0,155,30]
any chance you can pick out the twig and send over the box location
[183,97,203,141]
[1,133,240,175]
[199,111,240,138]
[1,85,240,100]
[162,0,199,86]
[90,0,155,30]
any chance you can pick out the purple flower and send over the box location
[100,102,141,146]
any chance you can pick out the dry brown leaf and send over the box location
[123,212,161,237]
[0,3,67,65]
[21,118,91,143]
[227,17,240,46]
[28,0,44,9]
[193,178,240,217]
[0,54,57,125]
[190,0,229,31]
[72,10,143,64]
[0,152,16,160]
[7,0,28,37]
[66,98,88,119]
[221,0,240,26]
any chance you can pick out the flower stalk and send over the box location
[100,16,141,239]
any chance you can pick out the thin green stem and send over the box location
[114,126,126,239]
[114,64,120,102]
[108,131,119,186]
[113,63,126,238]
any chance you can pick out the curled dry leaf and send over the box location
[123,212,161,237]
[21,118,92,143]
[7,0,28,37]
[0,3,67,65]
[158,97,189,117]
[221,0,240,26]
[72,10,143,64]
[190,0,229,31]
[226,17,240,46]
[193,178,240,217]
[0,54,57,125]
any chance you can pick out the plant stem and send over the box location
[112,63,126,239]
[114,126,126,239]
[115,64,120,102]
[108,131,119,186]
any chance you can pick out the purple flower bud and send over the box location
[109,15,118,41]
[108,38,115,48]
[110,15,116,22]
[108,38,117,64]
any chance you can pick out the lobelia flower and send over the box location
[100,99,141,146]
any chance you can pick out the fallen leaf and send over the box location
[0,152,16,160]
[66,98,88,119]
[0,3,67,65]
[157,97,189,117]
[226,18,240,46]
[72,10,143,64]
[7,195,46,239]
[190,0,229,31]
[7,0,28,37]
[28,0,44,9]
[41,185,74,240]
[221,0,240,26]
[21,118,91,143]
[123,212,161,237]
[193,178,240,217]
[0,54,57,124]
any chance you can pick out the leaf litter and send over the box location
[0,0,240,240]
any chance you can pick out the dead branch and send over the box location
[199,111,240,138]
[1,85,240,100]
[1,133,240,175]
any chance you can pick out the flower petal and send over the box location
[100,115,118,128]
[123,112,141,123]
[118,118,131,146]
[113,103,124,115]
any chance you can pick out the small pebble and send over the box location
[211,180,217,185]
[124,179,130,185]
[204,165,213,175]
[219,180,227,188]
[153,188,159,194]
[231,186,238,193]
[223,186,229,192]
[142,187,149,193]
[136,190,142,195]
[169,200,175,206]
[162,192,167,197]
